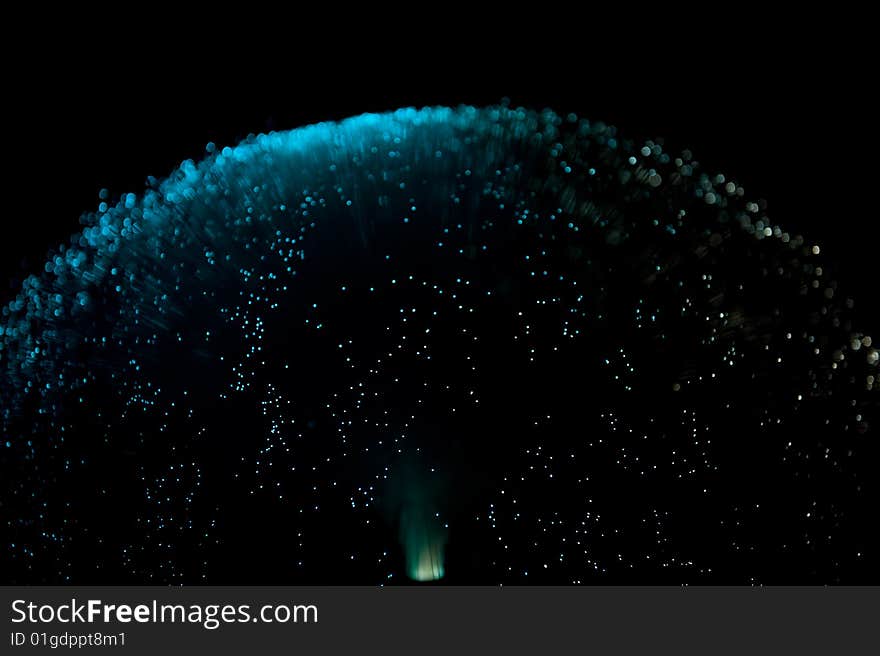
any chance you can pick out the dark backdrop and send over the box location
[2,15,876,584]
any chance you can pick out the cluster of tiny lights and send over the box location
[0,105,875,584]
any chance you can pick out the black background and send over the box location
[1,15,877,584]
[3,19,876,323]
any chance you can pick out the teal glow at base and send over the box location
[408,540,445,582]
[398,481,447,582]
